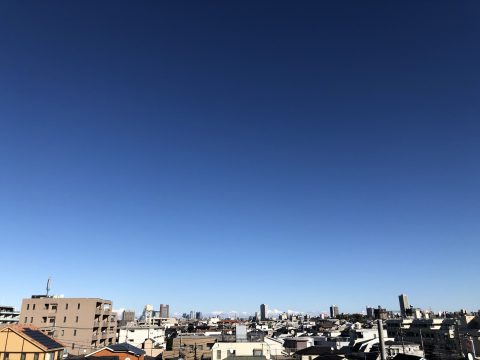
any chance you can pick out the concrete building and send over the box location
[211,341,271,360]
[117,325,165,351]
[260,305,268,321]
[386,318,458,360]
[159,304,169,318]
[0,324,65,360]
[0,305,19,325]
[374,306,388,320]
[366,307,375,319]
[163,334,216,360]
[283,337,314,355]
[119,310,136,327]
[399,295,409,318]
[19,296,117,355]
[329,305,339,319]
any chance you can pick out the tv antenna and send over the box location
[46,277,51,297]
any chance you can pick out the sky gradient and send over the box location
[0,1,479,316]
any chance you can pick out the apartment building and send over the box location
[19,296,117,356]
[163,335,217,360]
[0,305,19,325]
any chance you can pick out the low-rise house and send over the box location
[0,325,65,360]
[86,343,145,360]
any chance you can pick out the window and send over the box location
[4,353,9,360]
[75,316,79,323]
[61,330,64,336]
[74,330,77,336]
[227,350,235,357]
[33,304,36,310]
[24,317,27,323]
[21,353,26,360]
[34,354,39,360]
[63,316,66,323]
[30,317,33,323]
[27,304,30,310]
[72,344,75,350]
[253,350,263,357]
[217,350,221,360]
[66,304,69,310]
[198,345,203,351]
[77,303,81,310]
[57,351,63,360]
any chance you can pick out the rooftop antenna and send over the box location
[46,277,51,297]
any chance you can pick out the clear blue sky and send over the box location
[0,1,479,316]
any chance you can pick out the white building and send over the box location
[211,341,271,360]
[117,325,165,349]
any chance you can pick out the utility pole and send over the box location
[377,319,386,360]
[419,329,425,358]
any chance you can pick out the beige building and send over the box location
[211,341,271,360]
[19,296,117,356]
[0,324,65,360]
[163,335,217,360]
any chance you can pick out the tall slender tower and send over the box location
[260,304,268,321]
[330,305,339,318]
[399,294,409,317]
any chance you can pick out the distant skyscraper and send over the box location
[196,311,202,320]
[330,305,339,318]
[189,310,195,320]
[366,306,374,319]
[260,304,268,321]
[399,294,409,317]
[160,304,170,318]
[123,309,135,322]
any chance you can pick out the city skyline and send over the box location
[1,286,474,317]
[1,1,479,313]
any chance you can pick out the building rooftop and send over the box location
[0,324,65,351]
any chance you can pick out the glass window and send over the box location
[34,354,39,360]
[27,304,30,310]
[75,316,78,323]
[74,330,77,336]
[21,354,26,360]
